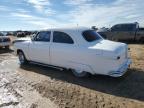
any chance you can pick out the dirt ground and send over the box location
[0,44,144,108]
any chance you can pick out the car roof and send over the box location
[113,22,138,26]
[41,27,90,32]
[41,27,92,45]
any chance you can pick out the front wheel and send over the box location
[18,51,28,65]
[71,69,89,77]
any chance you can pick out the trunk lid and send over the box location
[89,39,127,59]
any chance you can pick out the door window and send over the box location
[53,31,74,44]
[34,31,51,42]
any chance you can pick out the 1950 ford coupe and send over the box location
[14,27,131,77]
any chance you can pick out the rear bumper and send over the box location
[0,42,11,47]
[108,58,132,77]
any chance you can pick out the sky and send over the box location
[0,0,144,31]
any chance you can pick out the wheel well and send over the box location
[17,49,23,55]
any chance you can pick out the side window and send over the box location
[112,24,136,31]
[53,31,74,44]
[111,25,122,31]
[122,24,136,31]
[34,31,51,42]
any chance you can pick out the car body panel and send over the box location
[28,41,51,64]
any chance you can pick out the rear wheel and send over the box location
[18,51,28,65]
[71,69,89,77]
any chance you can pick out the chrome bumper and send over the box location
[108,58,132,77]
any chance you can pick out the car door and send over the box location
[50,31,75,68]
[28,31,51,64]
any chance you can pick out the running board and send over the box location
[30,61,64,71]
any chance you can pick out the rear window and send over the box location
[82,30,102,42]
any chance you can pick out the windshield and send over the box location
[82,30,103,42]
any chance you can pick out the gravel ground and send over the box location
[0,44,144,108]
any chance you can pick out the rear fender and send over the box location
[67,61,94,74]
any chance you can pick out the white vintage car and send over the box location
[13,27,131,77]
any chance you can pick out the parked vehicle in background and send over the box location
[16,32,26,37]
[13,27,131,77]
[6,32,14,36]
[16,31,34,37]
[0,32,11,49]
[97,22,144,42]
